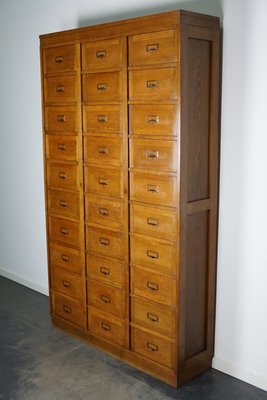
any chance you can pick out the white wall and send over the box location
[0,0,266,392]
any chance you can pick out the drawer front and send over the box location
[131,327,174,368]
[51,267,82,301]
[83,72,121,102]
[48,216,80,246]
[130,171,177,207]
[84,166,123,198]
[130,104,177,136]
[84,136,123,166]
[87,253,123,287]
[46,135,78,161]
[52,293,84,327]
[88,280,124,317]
[131,297,175,338]
[129,68,178,101]
[82,38,122,70]
[88,308,125,346]
[131,266,176,306]
[130,234,177,275]
[47,189,80,219]
[130,204,178,241]
[44,106,78,132]
[83,105,121,134]
[43,45,77,74]
[130,139,177,172]
[44,76,77,103]
[49,242,82,273]
[85,194,123,229]
[86,226,124,260]
[46,162,79,190]
[129,30,178,66]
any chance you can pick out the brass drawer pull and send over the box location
[100,266,110,275]
[98,114,108,123]
[147,80,159,89]
[147,281,158,291]
[147,312,159,322]
[98,147,109,155]
[55,56,64,63]
[61,254,70,262]
[147,184,159,193]
[101,322,111,331]
[58,172,67,180]
[99,207,109,216]
[100,237,109,246]
[101,294,111,303]
[56,85,65,93]
[147,250,158,259]
[96,50,107,59]
[62,280,70,288]
[97,83,107,91]
[99,178,109,186]
[147,115,159,124]
[60,227,69,235]
[147,150,159,159]
[59,200,68,207]
[57,143,67,151]
[56,114,65,122]
[147,218,159,227]
[147,43,159,53]
[63,305,71,313]
[147,342,158,352]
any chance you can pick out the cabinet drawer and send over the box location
[51,267,82,301]
[129,68,178,101]
[46,135,78,161]
[130,139,177,172]
[52,293,84,327]
[84,166,123,198]
[83,105,121,134]
[131,297,175,338]
[88,308,125,346]
[130,233,177,275]
[84,136,123,166]
[129,30,178,66]
[83,72,121,102]
[130,171,177,207]
[131,327,174,368]
[49,242,82,273]
[88,280,124,317]
[46,162,79,190]
[82,38,122,70]
[44,76,77,103]
[129,104,177,136]
[48,216,80,246]
[47,189,80,219]
[130,204,178,241]
[131,266,176,306]
[85,194,123,229]
[44,106,78,133]
[87,253,123,288]
[43,45,77,74]
[86,226,124,259]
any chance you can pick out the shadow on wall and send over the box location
[77,0,223,28]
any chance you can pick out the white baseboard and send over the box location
[0,268,49,296]
[212,357,267,392]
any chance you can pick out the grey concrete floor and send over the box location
[0,276,266,400]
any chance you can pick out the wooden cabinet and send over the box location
[40,9,221,387]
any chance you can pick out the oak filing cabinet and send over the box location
[40,10,221,386]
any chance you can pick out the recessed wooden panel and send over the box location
[185,211,209,359]
[43,45,77,74]
[88,279,125,317]
[49,242,82,273]
[46,135,78,161]
[44,106,78,133]
[83,105,121,134]
[187,38,211,202]
[51,267,83,301]
[87,253,124,288]
[84,165,123,198]
[52,293,84,327]
[48,216,81,247]
[83,72,121,102]
[47,189,80,219]
[44,76,77,103]
[85,194,124,229]
[46,162,79,190]
[82,38,122,70]
[84,136,123,166]
[86,226,124,260]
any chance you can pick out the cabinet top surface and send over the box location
[39,9,220,47]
